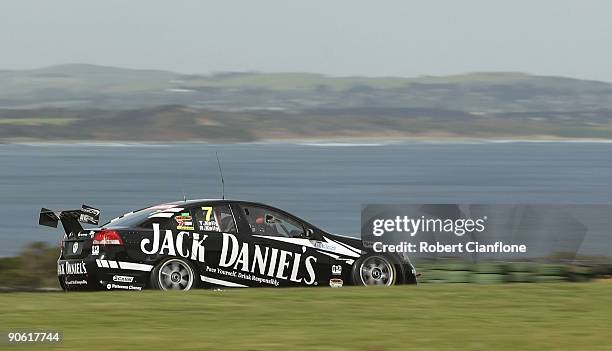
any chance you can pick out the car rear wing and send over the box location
[39,205,101,235]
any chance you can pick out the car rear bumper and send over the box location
[57,257,151,291]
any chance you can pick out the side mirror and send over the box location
[305,228,314,238]
[266,214,280,224]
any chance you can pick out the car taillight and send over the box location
[93,230,124,245]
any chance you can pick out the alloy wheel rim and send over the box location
[158,259,194,291]
[360,256,394,286]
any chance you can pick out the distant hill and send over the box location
[2,104,612,143]
[1,64,612,142]
[1,64,612,112]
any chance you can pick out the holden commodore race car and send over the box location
[39,200,417,291]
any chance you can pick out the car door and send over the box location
[189,203,249,287]
[229,203,334,287]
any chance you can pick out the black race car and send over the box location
[40,200,417,291]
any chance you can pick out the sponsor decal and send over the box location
[91,245,99,256]
[254,235,361,258]
[96,259,153,271]
[106,283,142,291]
[79,214,98,224]
[147,207,186,219]
[219,233,317,285]
[199,206,220,231]
[57,261,87,276]
[205,266,280,287]
[332,265,342,275]
[72,242,79,254]
[140,224,207,262]
[110,212,133,223]
[113,275,134,283]
[175,213,195,231]
[314,241,336,251]
[329,278,343,288]
[79,205,101,225]
[139,227,319,285]
[199,220,220,232]
[201,275,248,288]
[65,279,88,285]
[149,204,180,210]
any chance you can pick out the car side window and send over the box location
[194,204,237,233]
[240,205,305,238]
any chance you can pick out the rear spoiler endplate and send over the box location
[39,205,101,235]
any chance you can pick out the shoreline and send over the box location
[4,135,612,146]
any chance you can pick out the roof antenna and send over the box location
[216,151,225,200]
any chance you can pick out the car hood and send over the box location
[324,233,364,251]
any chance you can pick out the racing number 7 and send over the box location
[202,207,213,221]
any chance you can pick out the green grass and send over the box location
[1,283,611,350]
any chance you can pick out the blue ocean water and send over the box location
[1,141,612,256]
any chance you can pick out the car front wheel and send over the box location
[353,255,397,286]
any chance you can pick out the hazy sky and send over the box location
[2,0,611,81]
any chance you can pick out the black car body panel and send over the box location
[42,200,417,291]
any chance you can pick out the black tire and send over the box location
[352,255,400,286]
[58,276,68,291]
[150,257,199,291]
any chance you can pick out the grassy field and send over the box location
[1,283,611,351]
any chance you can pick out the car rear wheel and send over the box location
[58,276,68,291]
[354,255,397,286]
[150,258,197,291]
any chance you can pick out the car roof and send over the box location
[162,199,267,207]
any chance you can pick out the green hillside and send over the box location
[2,64,612,141]
[0,64,540,93]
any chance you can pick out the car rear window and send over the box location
[103,203,187,228]
[102,208,162,228]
